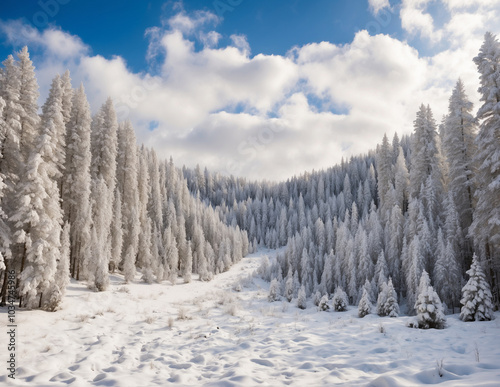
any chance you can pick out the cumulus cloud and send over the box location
[400,0,443,42]
[0,20,88,59]
[0,3,499,180]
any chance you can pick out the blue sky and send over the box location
[0,0,402,72]
[0,0,499,180]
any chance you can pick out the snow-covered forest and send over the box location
[0,31,499,326]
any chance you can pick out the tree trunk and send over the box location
[0,263,8,306]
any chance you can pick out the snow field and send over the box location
[1,249,499,386]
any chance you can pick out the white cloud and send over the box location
[230,34,250,55]
[400,0,443,42]
[0,20,88,59]
[443,0,500,10]
[1,3,499,180]
[368,0,391,15]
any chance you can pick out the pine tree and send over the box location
[148,150,163,229]
[358,287,373,317]
[55,222,71,301]
[15,47,40,162]
[357,230,373,292]
[14,117,63,310]
[332,286,348,311]
[0,49,40,304]
[89,98,118,289]
[375,250,388,291]
[297,284,307,309]
[318,294,330,311]
[40,75,65,186]
[62,84,92,280]
[141,217,155,284]
[409,105,444,204]
[136,147,151,270]
[164,226,179,285]
[387,204,404,289]
[383,278,400,317]
[414,270,446,329]
[470,32,500,305]
[394,146,409,213]
[268,278,280,302]
[183,241,193,283]
[460,254,494,322]
[110,189,123,273]
[434,228,461,311]
[0,97,10,270]
[89,224,109,291]
[60,70,73,126]
[116,121,140,273]
[443,79,477,244]
[376,133,393,224]
[376,282,388,316]
[284,271,294,302]
[122,223,137,283]
[406,234,424,310]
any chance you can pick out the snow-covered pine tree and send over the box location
[409,105,443,200]
[60,70,73,126]
[15,47,40,163]
[40,75,65,187]
[460,254,494,322]
[318,294,330,311]
[183,240,193,283]
[116,121,140,275]
[268,278,280,302]
[443,79,477,252]
[358,287,372,318]
[62,84,92,280]
[0,100,6,271]
[375,250,388,291]
[122,219,137,283]
[313,290,322,306]
[387,204,404,289]
[147,150,163,230]
[141,217,155,284]
[470,32,500,305]
[406,233,424,310]
[297,284,307,309]
[284,271,294,302]
[332,286,348,311]
[89,225,107,292]
[434,228,461,312]
[136,146,151,271]
[376,282,388,316]
[0,48,40,304]
[14,116,63,310]
[394,146,409,213]
[383,278,399,317]
[376,133,393,224]
[109,189,123,273]
[54,222,71,302]
[414,270,446,329]
[89,98,118,289]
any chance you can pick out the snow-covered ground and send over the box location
[1,249,500,386]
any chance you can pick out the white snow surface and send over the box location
[2,249,500,386]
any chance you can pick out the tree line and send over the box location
[0,48,248,310]
[183,33,499,318]
[0,32,498,319]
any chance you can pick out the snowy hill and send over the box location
[2,249,499,386]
